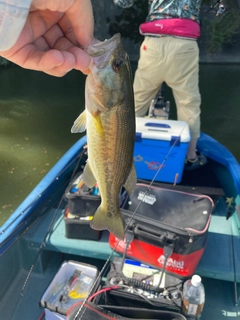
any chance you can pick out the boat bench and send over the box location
[26,197,239,283]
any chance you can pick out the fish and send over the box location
[71,33,137,240]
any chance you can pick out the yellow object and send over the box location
[68,290,87,299]
[76,180,84,190]
[226,197,234,208]
[79,216,93,221]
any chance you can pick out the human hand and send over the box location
[0,0,94,76]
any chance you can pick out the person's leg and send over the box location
[165,38,201,160]
[187,138,198,160]
[134,36,165,117]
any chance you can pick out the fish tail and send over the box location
[90,206,125,240]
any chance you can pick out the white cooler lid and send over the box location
[136,117,191,142]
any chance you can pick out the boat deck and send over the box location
[25,195,239,284]
[26,206,115,260]
[2,201,239,320]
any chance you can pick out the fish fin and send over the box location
[82,161,97,188]
[92,112,104,137]
[123,162,137,195]
[71,110,86,133]
[90,206,125,240]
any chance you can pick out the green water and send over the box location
[0,64,240,225]
[0,68,85,224]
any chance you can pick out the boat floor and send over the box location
[1,159,240,319]
[4,263,239,320]
[1,199,239,320]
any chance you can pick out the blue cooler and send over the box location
[134,118,190,184]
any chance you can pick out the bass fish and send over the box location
[71,34,136,240]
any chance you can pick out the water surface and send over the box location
[0,67,85,224]
[0,64,239,225]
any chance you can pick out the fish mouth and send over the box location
[85,34,121,57]
[85,34,123,70]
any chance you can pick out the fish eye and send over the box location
[112,59,124,72]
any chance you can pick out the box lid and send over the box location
[121,184,213,235]
[135,118,190,143]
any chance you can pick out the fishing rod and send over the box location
[18,150,86,296]
[229,206,239,319]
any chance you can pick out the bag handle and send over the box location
[134,224,177,247]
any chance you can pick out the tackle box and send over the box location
[109,183,213,278]
[64,172,102,240]
[64,172,128,241]
[134,118,190,184]
[105,257,183,311]
[41,260,100,320]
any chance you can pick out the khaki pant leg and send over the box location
[134,37,165,117]
[165,38,201,139]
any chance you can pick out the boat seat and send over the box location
[196,197,239,282]
[26,207,117,261]
[25,197,239,283]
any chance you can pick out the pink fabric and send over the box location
[140,18,200,39]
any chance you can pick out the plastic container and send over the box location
[41,261,100,320]
[181,275,205,319]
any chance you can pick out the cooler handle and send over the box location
[145,122,171,128]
